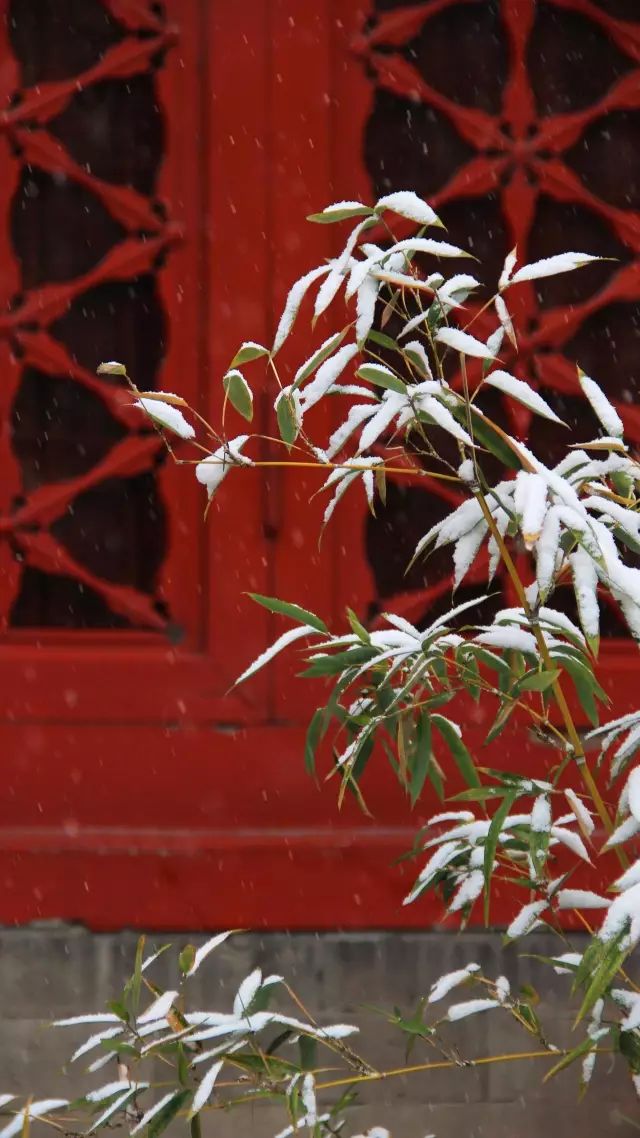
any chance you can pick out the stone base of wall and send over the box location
[0,927,635,1136]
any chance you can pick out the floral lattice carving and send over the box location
[0,0,182,630]
[355,0,640,636]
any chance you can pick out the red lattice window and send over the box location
[330,0,640,664]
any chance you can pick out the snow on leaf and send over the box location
[435,326,495,360]
[326,403,376,459]
[346,238,468,299]
[418,394,473,444]
[563,789,595,838]
[138,990,178,1025]
[273,265,330,354]
[233,969,263,1017]
[536,507,562,600]
[475,626,538,654]
[135,396,195,440]
[506,899,548,940]
[53,1013,120,1027]
[530,795,551,834]
[448,870,485,913]
[453,522,487,589]
[185,932,234,977]
[494,294,516,347]
[486,324,505,359]
[556,889,609,910]
[195,435,250,500]
[356,275,379,344]
[628,768,640,823]
[498,247,517,290]
[0,1102,70,1138]
[235,625,319,687]
[376,190,441,228]
[428,964,480,1003]
[358,394,404,452]
[403,340,433,378]
[607,817,640,855]
[403,840,463,905]
[514,471,548,550]
[570,548,600,642]
[495,976,510,1003]
[71,1027,122,1062]
[551,953,582,975]
[301,1074,317,1125]
[130,1092,183,1136]
[483,370,564,424]
[578,372,624,438]
[300,344,359,411]
[447,998,501,1021]
[509,253,601,285]
[599,882,640,942]
[191,1061,224,1116]
[551,826,591,863]
[308,200,372,223]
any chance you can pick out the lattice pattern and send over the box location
[0,0,181,630]
[355,0,640,636]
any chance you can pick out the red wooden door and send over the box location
[2,0,639,931]
[0,0,280,927]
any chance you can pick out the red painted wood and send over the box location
[1,0,639,932]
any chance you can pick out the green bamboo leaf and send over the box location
[543,1036,595,1082]
[276,392,299,446]
[367,329,401,353]
[356,364,406,394]
[516,668,560,693]
[223,369,253,421]
[230,341,269,367]
[147,1091,190,1138]
[305,708,327,777]
[432,714,480,787]
[307,205,374,224]
[410,711,432,805]
[293,330,348,388]
[484,789,517,923]
[248,593,328,633]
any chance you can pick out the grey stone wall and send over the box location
[0,926,636,1136]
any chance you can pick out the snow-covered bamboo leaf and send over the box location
[307,201,373,223]
[556,890,608,910]
[435,326,495,360]
[184,932,234,977]
[195,435,250,500]
[130,1091,189,1138]
[578,370,623,438]
[484,371,565,424]
[190,1061,224,1116]
[273,265,330,353]
[514,471,548,549]
[300,344,359,411]
[570,548,600,646]
[428,963,480,1003]
[223,369,253,421]
[508,253,602,285]
[0,1101,69,1138]
[506,899,548,940]
[293,331,348,388]
[447,998,500,1021]
[375,190,441,228]
[356,276,379,345]
[235,626,319,687]
[230,341,269,367]
[135,397,195,440]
